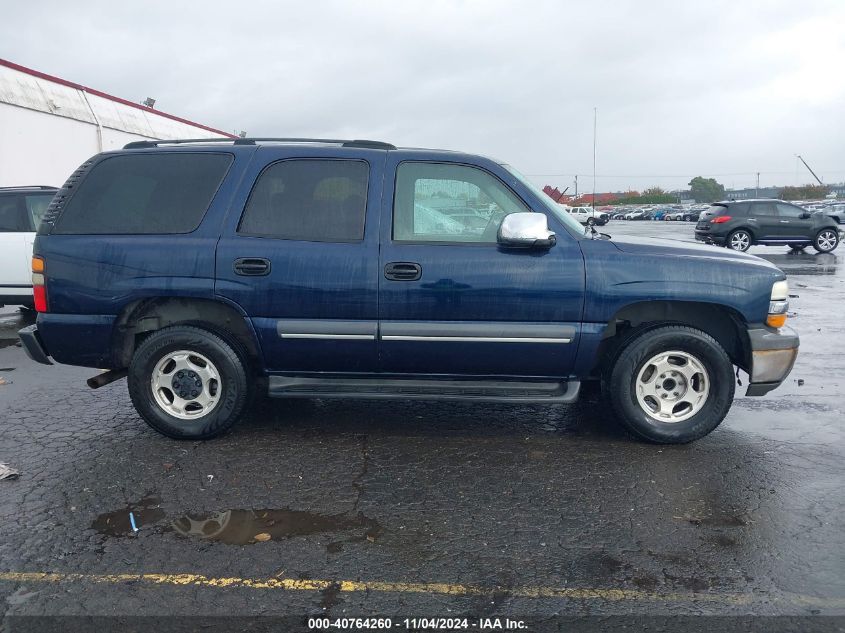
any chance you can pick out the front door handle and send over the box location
[234,257,271,276]
[384,262,422,281]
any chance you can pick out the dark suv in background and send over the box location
[695,199,842,253]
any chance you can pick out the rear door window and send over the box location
[729,202,749,217]
[753,202,778,217]
[238,159,368,242]
[53,153,232,234]
[0,196,28,232]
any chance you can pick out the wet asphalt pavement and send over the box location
[0,221,843,630]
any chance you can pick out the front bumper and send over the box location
[745,326,798,396]
[18,324,52,365]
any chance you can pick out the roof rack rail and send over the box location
[0,185,57,190]
[123,138,396,150]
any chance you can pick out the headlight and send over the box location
[771,280,789,301]
[767,280,789,328]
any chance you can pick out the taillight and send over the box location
[711,216,732,224]
[32,256,47,312]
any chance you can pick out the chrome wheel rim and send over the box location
[151,350,221,420]
[730,232,750,251]
[817,231,837,251]
[635,350,710,423]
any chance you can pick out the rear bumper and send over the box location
[745,326,799,396]
[18,324,52,365]
[19,314,116,368]
[694,230,725,245]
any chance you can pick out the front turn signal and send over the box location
[766,313,787,328]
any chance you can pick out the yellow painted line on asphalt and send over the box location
[1,571,843,607]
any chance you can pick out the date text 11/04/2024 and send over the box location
[307,617,528,630]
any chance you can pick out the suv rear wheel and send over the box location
[128,325,249,439]
[606,325,735,443]
[814,228,839,253]
[727,229,752,252]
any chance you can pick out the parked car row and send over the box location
[607,204,709,222]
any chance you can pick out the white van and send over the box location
[0,186,57,308]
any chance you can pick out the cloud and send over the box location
[2,0,843,191]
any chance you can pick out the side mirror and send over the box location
[799,211,811,219]
[497,212,556,249]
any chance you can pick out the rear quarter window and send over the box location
[52,153,232,235]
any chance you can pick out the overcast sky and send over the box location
[2,0,843,192]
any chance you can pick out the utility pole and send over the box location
[574,175,578,202]
[756,172,760,197]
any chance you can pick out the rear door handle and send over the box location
[384,262,422,281]
[233,257,271,276]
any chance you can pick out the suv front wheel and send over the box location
[814,228,839,253]
[128,325,249,439]
[606,325,735,443]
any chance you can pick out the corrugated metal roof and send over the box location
[0,58,236,139]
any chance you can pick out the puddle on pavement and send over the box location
[90,496,166,536]
[170,509,381,544]
[758,252,838,275]
[92,497,381,545]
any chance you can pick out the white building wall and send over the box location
[0,62,232,187]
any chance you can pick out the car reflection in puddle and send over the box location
[171,509,381,545]
[92,497,381,545]
[758,251,838,276]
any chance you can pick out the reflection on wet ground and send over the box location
[172,508,381,545]
[90,496,166,537]
[757,251,838,275]
[92,496,381,545]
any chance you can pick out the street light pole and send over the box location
[592,107,597,208]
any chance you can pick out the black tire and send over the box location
[606,325,735,444]
[788,243,807,251]
[813,228,839,253]
[586,217,596,226]
[683,215,691,222]
[128,325,250,439]
[727,229,752,252]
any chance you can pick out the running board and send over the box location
[268,377,580,403]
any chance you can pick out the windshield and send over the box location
[502,164,585,235]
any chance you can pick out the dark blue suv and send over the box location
[19,138,799,443]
